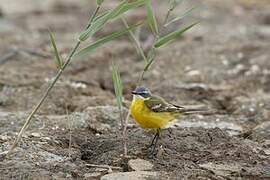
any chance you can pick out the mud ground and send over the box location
[0,0,270,179]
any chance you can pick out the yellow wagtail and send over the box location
[130,86,204,154]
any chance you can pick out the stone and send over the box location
[100,171,158,180]
[0,135,8,141]
[30,132,41,137]
[199,162,241,177]
[84,172,102,178]
[128,158,153,171]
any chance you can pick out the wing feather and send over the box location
[145,95,185,113]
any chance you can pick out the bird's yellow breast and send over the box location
[130,97,176,129]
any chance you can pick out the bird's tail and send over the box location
[181,107,215,115]
[182,108,206,114]
[171,104,213,115]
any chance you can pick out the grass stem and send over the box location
[7,6,101,156]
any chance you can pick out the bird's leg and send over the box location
[168,128,173,138]
[149,129,160,155]
[148,129,159,148]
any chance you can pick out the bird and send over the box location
[130,86,205,155]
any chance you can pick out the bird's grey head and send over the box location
[132,86,151,99]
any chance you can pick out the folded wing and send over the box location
[145,95,206,114]
[145,95,186,113]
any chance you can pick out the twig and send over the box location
[85,163,122,170]
[65,104,72,158]
[123,110,131,157]
[119,106,127,157]
[6,5,101,156]
[163,8,172,25]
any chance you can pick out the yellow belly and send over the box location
[130,97,176,129]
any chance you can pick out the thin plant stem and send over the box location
[137,69,146,86]
[121,17,148,63]
[86,6,101,29]
[121,17,158,86]
[163,9,172,25]
[123,3,172,155]
[7,6,101,156]
[119,106,124,130]
[137,37,157,86]
[123,109,130,157]
[120,17,148,157]
[65,104,72,159]
[85,164,122,170]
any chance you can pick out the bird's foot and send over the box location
[146,144,159,158]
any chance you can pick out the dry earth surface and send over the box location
[0,0,270,179]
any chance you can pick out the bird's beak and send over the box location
[132,91,138,95]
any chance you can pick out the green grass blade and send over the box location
[111,0,147,19]
[146,0,159,35]
[75,22,143,57]
[154,22,199,48]
[96,0,104,6]
[79,0,146,41]
[112,62,123,111]
[48,30,63,69]
[164,5,200,27]
[79,0,128,41]
[93,1,146,22]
